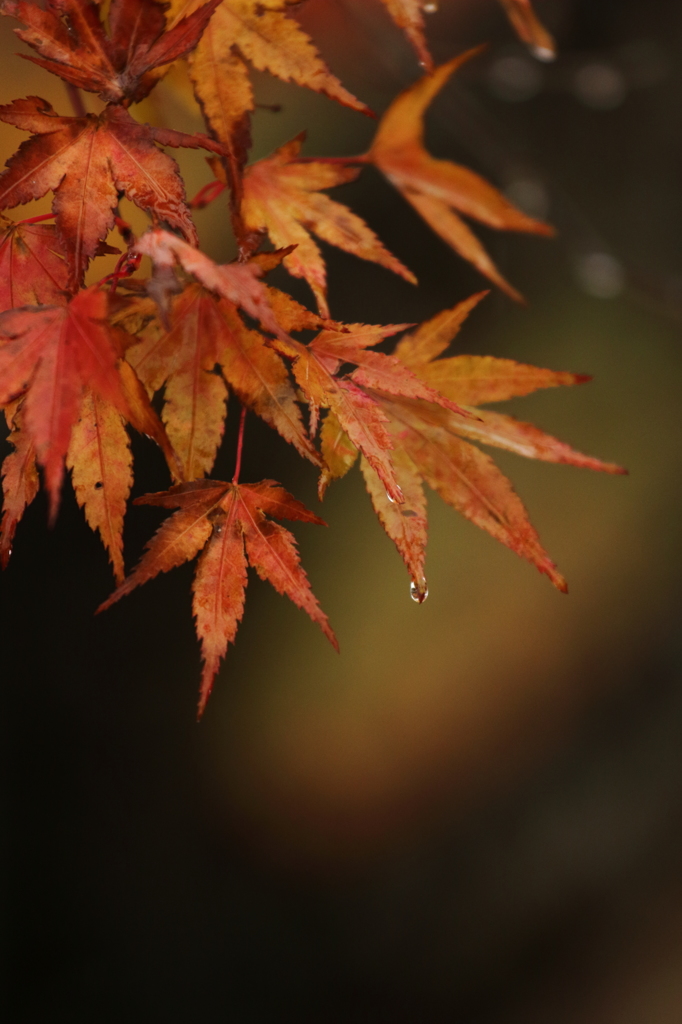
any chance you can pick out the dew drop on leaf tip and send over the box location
[531,46,556,63]
[410,578,429,603]
[386,490,395,503]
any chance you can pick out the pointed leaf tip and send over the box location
[369,46,553,298]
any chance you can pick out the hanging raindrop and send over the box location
[531,45,556,63]
[410,578,429,603]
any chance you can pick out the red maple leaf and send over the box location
[0,214,69,309]
[0,397,38,567]
[0,285,176,521]
[0,99,224,288]
[1,0,222,104]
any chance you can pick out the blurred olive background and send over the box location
[3,0,682,1020]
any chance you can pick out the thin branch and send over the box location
[17,213,55,225]
[65,83,87,119]
[296,153,370,165]
[190,180,227,210]
[232,405,247,484]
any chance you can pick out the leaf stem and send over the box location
[17,213,55,225]
[114,212,136,248]
[106,252,142,295]
[296,153,370,165]
[190,180,226,210]
[65,83,87,119]
[232,405,247,484]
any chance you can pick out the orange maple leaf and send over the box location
[0,99,224,287]
[241,133,416,316]
[1,0,222,104]
[167,0,371,117]
[126,281,320,480]
[65,388,133,583]
[99,478,337,715]
[368,49,554,301]
[270,313,473,502]
[165,0,373,236]
[317,294,626,596]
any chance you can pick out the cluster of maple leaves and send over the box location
[0,0,624,715]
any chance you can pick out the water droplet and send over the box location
[530,45,556,63]
[423,2,438,12]
[410,578,429,603]
[386,491,395,503]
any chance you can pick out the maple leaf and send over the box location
[0,98,225,287]
[317,295,625,595]
[0,397,38,567]
[240,133,416,316]
[272,318,471,503]
[66,387,133,583]
[98,478,337,715]
[0,214,69,310]
[379,395,571,591]
[378,0,433,70]
[360,445,427,595]
[135,228,289,342]
[1,0,222,104]
[318,410,357,496]
[0,286,130,515]
[165,0,373,239]
[126,281,320,480]
[0,285,175,523]
[0,352,155,573]
[167,0,371,117]
[497,0,556,61]
[367,49,554,301]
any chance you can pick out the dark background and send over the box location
[3,0,682,1020]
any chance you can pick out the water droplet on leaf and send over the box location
[530,45,556,63]
[410,578,429,603]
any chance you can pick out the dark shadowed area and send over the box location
[3,0,682,1020]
